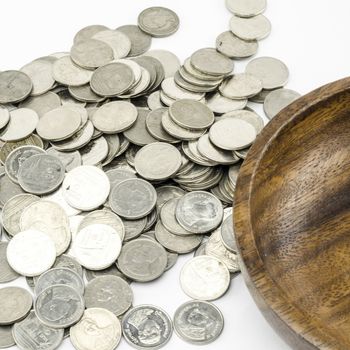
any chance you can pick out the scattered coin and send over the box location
[0,174,25,208]
[0,325,15,348]
[230,14,271,41]
[145,50,181,78]
[85,265,131,284]
[221,215,237,252]
[117,25,152,57]
[156,185,186,210]
[161,77,205,101]
[80,136,108,166]
[0,71,32,104]
[53,254,83,277]
[74,24,110,43]
[0,242,19,283]
[219,73,262,99]
[0,107,10,130]
[206,91,247,114]
[46,148,81,172]
[122,217,148,241]
[226,0,267,17]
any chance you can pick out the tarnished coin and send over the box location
[206,92,247,114]
[78,209,125,241]
[35,268,84,295]
[161,77,205,101]
[18,154,65,195]
[138,7,179,37]
[226,0,266,17]
[216,31,258,59]
[71,39,114,69]
[109,178,157,219]
[170,99,214,130]
[176,191,223,234]
[122,217,148,241]
[0,287,32,325]
[264,88,301,119]
[0,242,19,283]
[6,230,56,276]
[0,71,32,104]
[70,308,121,350]
[145,50,181,78]
[118,239,167,282]
[209,118,257,150]
[174,301,224,345]
[0,107,10,130]
[90,62,134,97]
[191,48,233,76]
[46,148,81,172]
[221,215,237,252]
[180,256,230,301]
[84,276,133,316]
[91,101,138,133]
[80,136,108,166]
[0,108,39,142]
[73,224,122,270]
[19,92,61,118]
[35,284,85,329]
[0,174,25,208]
[219,73,262,99]
[13,311,64,350]
[85,265,131,284]
[74,25,109,43]
[229,14,271,41]
[245,56,289,90]
[62,166,111,211]
[0,325,15,348]
[117,25,152,57]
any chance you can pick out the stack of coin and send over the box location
[0,1,301,349]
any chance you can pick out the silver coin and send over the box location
[6,229,56,276]
[176,191,223,234]
[73,224,122,270]
[71,39,114,69]
[249,88,274,103]
[209,118,256,151]
[46,148,81,172]
[90,62,134,97]
[206,91,247,115]
[119,67,150,98]
[161,77,204,101]
[35,284,85,329]
[147,91,164,110]
[70,308,121,350]
[85,275,133,316]
[78,209,125,241]
[221,215,237,253]
[117,25,152,57]
[138,7,179,37]
[122,217,148,241]
[159,91,176,106]
[53,254,83,277]
[226,0,266,17]
[19,92,61,118]
[17,154,65,195]
[264,88,301,119]
[74,25,110,43]
[35,267,84,296]
[229,14,271,41]
[106,168,137,188]
[0,242,19,283]
[0,325,15,348]
[245,56,289,90]
[0,287,32,325]
[216,31,258,58]
[114,59,142,87]
[0,71,32,104]
[191,48,233,76]
[156,185,185,210]
[68,84,105,103]
[180,256,230,301]
[62,166,110,211]
[80,136,108,166]
[221,109,264,133]
[85,264,131,283]
[102,135,121,166]
[174,301,224,345]
[0,109,38,142]
[92,101,138,133]
[219,73,262,99]
[0,174,25,208]
[109,179,157,219]
[52,56,93,86]
[0,106,9,130]
[145,50,181,78]
[182,58,222,82]
[93,29,131,59]
[13,310,64,350]
[118,238,167,282]
[194,241,208,257]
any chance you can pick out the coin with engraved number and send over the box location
[70,308,121,350]
[174,301,224,345]
[0,71,32,104]
[0,242,19,283]
[117,25,152,57]
[180,256,230,301]
[84,275,133,316]
[230,14,271,41]
[35,284,85,329]
[0,325,15,348]
[6,230,56,277]
[13,311,64,350]
[0,287,32,325]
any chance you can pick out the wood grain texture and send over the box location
[234,77,350,350]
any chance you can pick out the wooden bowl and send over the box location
[234,77,350,350]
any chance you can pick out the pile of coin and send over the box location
[0,1,301,349]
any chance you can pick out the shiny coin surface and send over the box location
[0,107,10,129]
[117,25,152,57]
[13,310,64,350]
[109,178,157,219]
[206,91,247,114]
[180,256,230,301]
[176,191,223,234]
[18,154,65,195]
[80,136,108,166]
[0,287,32,325]
[6,230,56,276]
[70,308,121,350]
[226,0,267,17]
[0,71,32,104]
[156,186,186,210]
[62,166,110,211]
[122,305,173,349]
[222,109,264,133]
[0,242,19,283]
[134,142,182,181]
[106,168,137,188]
[118,239,167,282]
[53,254,83,277]
[46,148,82,172]
[73,224,122,270]
[264,88,301,119]
[161,77,204,101]
[221,215,237,252]
[35,284,84,329]
[138,7,180,37]
[174,301,224,345]
[85,265,131,284]
[229,14,271,41]
[84,276,133,316]
[0,326,15,348]
[219,73,262,99]
[245,56,289,90]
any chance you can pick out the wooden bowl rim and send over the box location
[234,77,350,349]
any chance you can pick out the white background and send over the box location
[1,0,350,349]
